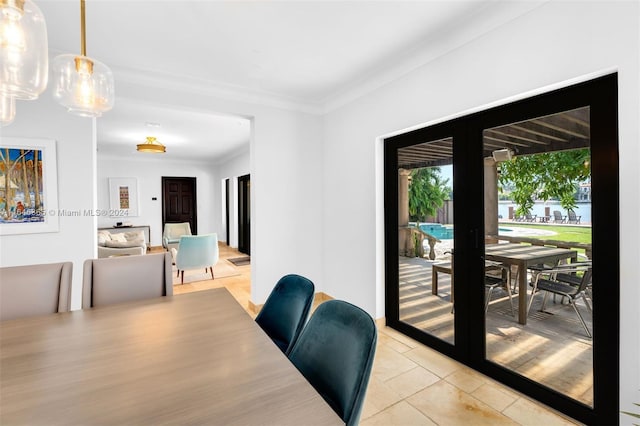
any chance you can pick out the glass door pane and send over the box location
[397,137,454,344]
[483,107,593,407]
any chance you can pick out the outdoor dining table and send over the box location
[0,288,342,425]
[485,243,578,325]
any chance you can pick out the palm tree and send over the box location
[408,167,451,223]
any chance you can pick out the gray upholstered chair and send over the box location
[0,262,72,321]
[82,252,173,308]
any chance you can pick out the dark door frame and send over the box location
[225,178,230,246]
[238,174,250,255]
[162,176,197,235]
[384,73,619,425]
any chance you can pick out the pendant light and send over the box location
[52,0,113,117]
[0,0,49,126]
[137,136,166,153]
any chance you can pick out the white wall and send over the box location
[322,0,639,419]
[115,80,326,303]
[0,95,95,310]
[213,147,250,247]
[97,155,217,246]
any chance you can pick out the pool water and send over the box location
[411,224,556,241]
[417,223,454,240]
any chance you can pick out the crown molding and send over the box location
[113,67,325,115]
[51,0,549,118]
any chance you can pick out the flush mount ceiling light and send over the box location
[137,136,166,153]
[52,0,114,117]
[0,0,49,126]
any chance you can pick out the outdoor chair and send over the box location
[567,210,581,224]
[485,261,515,317]
[527,262,593,337]
[552,210,567,223]
[288,300,377,426]
[255,274,315,354]
[524,213,537,222]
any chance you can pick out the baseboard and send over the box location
[248,291,334,315]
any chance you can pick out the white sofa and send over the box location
[97,229,147,258]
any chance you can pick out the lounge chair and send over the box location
[567,210,581,224]
[525,213,537,222]
[552,210,567,223]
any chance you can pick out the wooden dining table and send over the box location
[0,288,343,425]
[485,243,578,325]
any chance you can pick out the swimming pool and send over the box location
[412,223,556,241]
[417,223,453,240]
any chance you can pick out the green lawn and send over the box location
[502,223,592,244]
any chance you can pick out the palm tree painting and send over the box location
[0,147,45,223]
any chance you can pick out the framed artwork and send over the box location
[109,177,139,217]
[0,138,59,235]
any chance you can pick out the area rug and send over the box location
[172,260,241,285]
[227,256,251,266]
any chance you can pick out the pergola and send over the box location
[397,106,590,251]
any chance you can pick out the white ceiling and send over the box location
[36,0,545,162]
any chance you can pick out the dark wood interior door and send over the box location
[162,177,197,235]
[238,174,250,255]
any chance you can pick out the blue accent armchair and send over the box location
[171,234,219,284]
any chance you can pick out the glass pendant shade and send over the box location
[0,0,48,101]
[137,136,166,153]
[52,54,114,117]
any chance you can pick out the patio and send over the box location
[398,255,593,406]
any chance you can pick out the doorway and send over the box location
[384,74,618,424]
[162,177,197,234]
[238,174,250,255]
[225,178,230,246]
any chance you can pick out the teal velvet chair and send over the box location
[172,234,219,284]
[288,299,377,426]
[255,274,315,355]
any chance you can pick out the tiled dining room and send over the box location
[175,244,579,426]
[1,0,637,425]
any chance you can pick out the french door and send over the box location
[384,74,618,424]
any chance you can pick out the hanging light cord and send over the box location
[80,0,86,56]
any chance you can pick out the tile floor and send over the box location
[168,244,581,425]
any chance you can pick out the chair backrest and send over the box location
[163,222,192,240]
[82,252,172,308]
[288,300,377,426]
[255,274,315,354]
[0,262,72,321]
[175,234,219,270]
[553,210,563,220]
